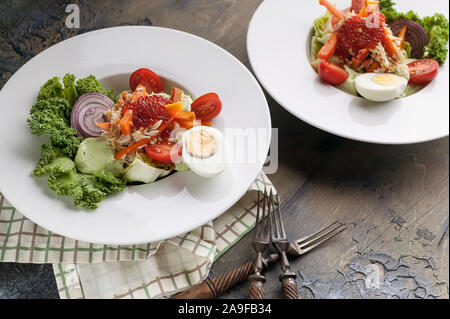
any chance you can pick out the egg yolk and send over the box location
[186,130,216,159]
[372,74,403,87]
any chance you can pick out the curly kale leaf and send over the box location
[48,170,126,210]
[27,97,81,158]
[76,75,114,100]
[37,77,65,101]
[62,73,79,107]
[423,14,450,64]
[35,144,126,210]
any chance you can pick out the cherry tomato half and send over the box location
[144,143,182,164]
[130,68,164,93]
[191,93,222,121]
[408,59,439,85]
[318,60,349,86]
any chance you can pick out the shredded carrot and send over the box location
[178,119,213,130]
[114,138,152,160]
[361,58,374,68]
[318,32,338,60]
[319,0,344,20]
[117,91,129,108]
[130,84,148,103]
[96,122,111,131]
[351,49,370,68]
[359,0,379,17]
[114,115,176,160]
[398,25,407,49]
[382,28,399,56]
[174,111,196,122]
[165,102,183,115]
[120,111,133,135]
[178,120,199,130]
[367,61,381,72]
[170,88,183,103]
[157,115,175,134]
[351,0,366,14]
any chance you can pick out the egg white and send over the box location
[182,126,228,178]
[355,73,408,102]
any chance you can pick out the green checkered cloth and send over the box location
[0,172,275,299]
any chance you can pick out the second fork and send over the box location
[269,193,299,299]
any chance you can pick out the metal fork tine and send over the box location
[276,195,286,239]
[249,190,271,299]
[253,191,261,240]
[262,190,269,240]
[259,189,267,239]
[295,220,342,245]
[269,191,279,239]
[298,224,348,254]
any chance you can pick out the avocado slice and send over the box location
[75,138,124,177]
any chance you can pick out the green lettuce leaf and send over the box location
[403,41,412,58]
[34,144,126,210]
[313,12,333,44]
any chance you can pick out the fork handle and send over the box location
[281,274,298,299]
[172,261,254,299]
[248,273,265,299]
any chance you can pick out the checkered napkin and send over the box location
[0,172,275,299]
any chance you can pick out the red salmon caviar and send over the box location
[122,95,171,129]
[335,16,384,59]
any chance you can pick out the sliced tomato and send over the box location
[408,59,439,84]
[318,60,349,86]
[130,68,163,93]
[144,143,182,164]
[191,93,222,121]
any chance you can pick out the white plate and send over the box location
[247,0,449,144]
[0,26,271,245]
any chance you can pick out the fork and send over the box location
[269,192,299,299]
[247,190,271,299]
[286,220,348,256]
[171,210,348,299]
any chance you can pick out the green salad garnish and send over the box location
[379,0,450,64]
[28,74,126,209]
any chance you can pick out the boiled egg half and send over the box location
[182,126,227,178]
[355,73,408,102]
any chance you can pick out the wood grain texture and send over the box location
[0,0,448,299]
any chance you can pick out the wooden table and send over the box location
[0,0,448,299]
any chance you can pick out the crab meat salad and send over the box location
[27,68,226,209]
[311,0,448,102]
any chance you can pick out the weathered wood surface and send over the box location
[0,0,448,299]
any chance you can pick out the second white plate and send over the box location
[247,0,449,144]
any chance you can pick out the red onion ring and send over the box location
[389,19,428,59]
[70,93,114,138]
